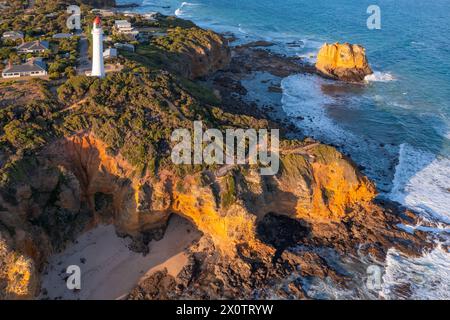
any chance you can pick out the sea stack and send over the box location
[315,42,373,82]
[91,16,105,78]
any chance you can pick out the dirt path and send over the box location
[77,35,91,75]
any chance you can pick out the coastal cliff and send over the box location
[153,27,232,79]
[315,43,373,82]
[0,13,432,299]
[0,130,428,299]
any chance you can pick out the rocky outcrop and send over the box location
[0,133,431,298]
[154,27,231,79]
[46,134,378,251]
[315,43,373,82]
[187,32,231,79]
[128,203,431,300]
[231,45,308,77]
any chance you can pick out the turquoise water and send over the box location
[119,0,450,299]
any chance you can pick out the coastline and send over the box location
[113,3,450,299]
[1,0,448,301]
[153,2,450,222]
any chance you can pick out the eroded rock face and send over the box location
[157,28,232,79]
[0,133,431,299]
[187,32,231,79]
[0,237,38,299]
[315,43,373,82]
[47,134,377,251]
[128,204,430,300]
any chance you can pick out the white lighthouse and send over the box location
[90,16,105,78]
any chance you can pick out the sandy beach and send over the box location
[40,215,201,300]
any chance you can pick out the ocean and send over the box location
[118,0,450,299]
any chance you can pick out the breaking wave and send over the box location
[175,2,199,17]
[382,246,450,300]
[389,143,450,224]
[365,71,396,82]
[280,73,399,191]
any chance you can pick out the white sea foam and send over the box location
[281,74,399,190]
[237,23,249,35]
[281,74,343,139]
[365,71,396,82]
[175,2,198,17]
[303,277,357,299]
[389,143,450,224]
[279,77,450,301]
[298,51,317,64]
[382,246,450,300]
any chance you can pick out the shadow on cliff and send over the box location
[256,213,311,264]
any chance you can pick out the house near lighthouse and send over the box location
[90,16,105,78]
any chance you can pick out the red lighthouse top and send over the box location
[93,16,101,26]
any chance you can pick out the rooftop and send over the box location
[52,33,73,39]
[103,48,117,58]
[17,40,49,51]
[94,16,101,26]
[2,59,46,74]
[114,20,132,28]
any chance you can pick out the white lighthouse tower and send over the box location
[90,16,105,78]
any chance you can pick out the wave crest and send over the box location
[365,71,395,82]
[389,143,450,223]
[382,246,450,300]
[175,2,198,17]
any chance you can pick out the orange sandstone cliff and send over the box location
[315,43,373,82]
[0,133,428,299]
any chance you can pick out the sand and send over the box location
[40,215,201,300]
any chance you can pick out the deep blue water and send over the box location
[117,0,450,298]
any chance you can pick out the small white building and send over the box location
[99,9,116,17]
[103,48,117,59]
[114,20,139,38]
[1,59,47,78]
[91,8,116,17]
[114,20,132,30]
